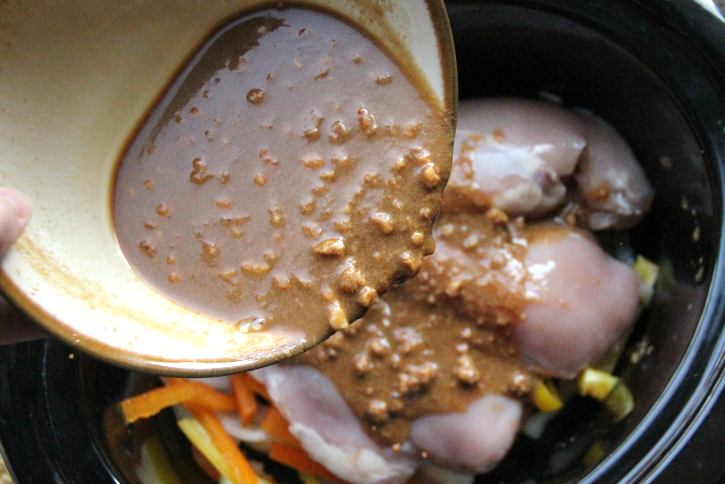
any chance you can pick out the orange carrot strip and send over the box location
[192,445,222,482]
[261,405,300,447]
[173,382,236,412]
[121,380,236,424]
[244,375,271,401]
[269,441,349,484]
[230,374,258,426]
[185,404,259,484]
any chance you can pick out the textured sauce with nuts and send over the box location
[293,207,545,446]
[113,7,453,342]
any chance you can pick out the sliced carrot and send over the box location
[121,380,236,424]
[244,375,271,401]
[230,374,258,426]
[191,444,222,482]
[269,441,348,484]
[167,381,236,414]
[261,405,300,447]
[185,404,259,484]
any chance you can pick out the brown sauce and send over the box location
[293,208,542,446]
[288,100,644,448]
[113,7,453,341]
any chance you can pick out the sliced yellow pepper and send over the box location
[532,379,563,413]
[299,472,322,484]
[578,368,620,401]
[135,437,183,484]
[582,440,608,467]
[604,382,635,422]
[633,255,659,306]
[178,417,236,483]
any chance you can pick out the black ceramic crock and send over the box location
[1,0,725,483]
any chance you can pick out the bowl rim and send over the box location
[0,0,458,377]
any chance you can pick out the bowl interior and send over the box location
[0,0,455,375]
[2,0,725,483]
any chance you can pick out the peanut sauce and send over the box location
[113,7,454,341]
[292,208,551,446]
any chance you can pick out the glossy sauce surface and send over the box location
[293,209,538,445]
[113,7,453,341]
[288,99,646,448]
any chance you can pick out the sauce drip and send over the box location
[292,209,539,445]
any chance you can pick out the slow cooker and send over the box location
[2,0,725,483]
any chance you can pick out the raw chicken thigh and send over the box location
[448,98,654,230]
[448,98,586,217]
[238,98,653,484]
[253,362,524,483]
[253,365,418,484]
[575,114,655,230]
[518,229,641,377]
[408,394,523,474]
[255,343,526,482]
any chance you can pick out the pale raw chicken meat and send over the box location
[251,364,523,482]
[251,365,418,484]
[408,394,522,474]
[517,229,641,377]
[447,98,586,217]
[447,98,654,230]
[575,113,655,230]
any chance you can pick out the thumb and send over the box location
[0,188,32,254]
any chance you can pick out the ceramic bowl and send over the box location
[0,0,456,375]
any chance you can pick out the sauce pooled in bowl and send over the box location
[113,6,454,345]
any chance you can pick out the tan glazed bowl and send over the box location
[0,0,457,375]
